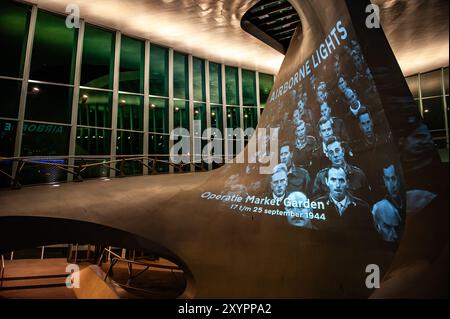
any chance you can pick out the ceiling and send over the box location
[25,0,449,76]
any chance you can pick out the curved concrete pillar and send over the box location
[0,0,447,298]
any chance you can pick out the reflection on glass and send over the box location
[193,58,205,102]
[406,75,419,99]
[210,104,223,132]
[150,44,169,97]
[116,131,143,155]
[149,133,169,155]
[226,106,240,130]
[242,69,256,106]
[0,79,22,118]
[78,88,112,128]
[75,127,111,155]
[174,52,188,99]
[0,1,30,77]
[117,94,143,131]
[225,66,239,105]
[421,69,443,98]
[149,97,169,134]
[30,10,77,84]
[0,119,17,157]
[422,97,445,130]
[25,83,73,124]
[120,35,144,93]
[243,107,258,130]
[259,73,274,108]
[209,62,222,104]
[21,121,70,156]
[81,24,115,89]
[173,100,189,131]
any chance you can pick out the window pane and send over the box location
[194,102,206,132]
[149,97,169,134]
[173,52,188,99]
[19,159,68,185]
[116,131,143,155]
[405,75,419,98]
[226,106,240,129]
[78,88,112,128]
[149,133,169,155]
[173,100,189,131]
[120,35,144,93]
[242,69,256,106]
[193,58,205,102]
[209,62,222,104]
[0,119,17,157]
[30,10,77,84]
[259,73,274,108]
[21,122,70,156]
[243,107,258,130]
[25,83,73,124]
[0,1,30,77]
[76,127,111,155]
[225,66,239,105]
[81,24,115,89]
[150,45,168,97]
[0,119,17,187]
[444,68,449,95]
[422,97,445,130]
[74,158,110,179]
[0,79,22,118]
[210,104,223,133]
[420,69,443,98]
[117,94,143,131]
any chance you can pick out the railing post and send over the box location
[11,160,23,190]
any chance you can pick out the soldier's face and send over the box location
[293,109,301,126]
[320,104,332,119]
[345,89,358,107]
[326,168,347,201]
[319,121,333,141]
[280,146,292,167]
[271,172,288,197]
[326,141,345,167]
[383,165,400,197]
[377,213,401,242]
[296,123,306,140]
[359,113,374,138]
[297,100,305,113]
[317,85,328,103]
[403,124,434,155]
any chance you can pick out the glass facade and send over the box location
[0,1,274,187]
[259,72,274,109]
[406,67,449,161]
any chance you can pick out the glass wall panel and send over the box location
[21,122,70,156]
[259,73,274,108]
[243,107,258,130]
[119,35,144,93]
[149,97,169,134]
[242,69,256,106]
[81,24,115,89]
[209,62,222,104]
[117,94,143,131]
[149,133,169,155]
[74,158,110,179]
[406,75,419,98]
[226,106,240,129]
[421,69,443,97]
[25,83,73,124]
[19,159,68,185]
[193,58,205,102]
[193,102,207,161]
[30,10,77,84]
[173,52,188,99]
[75,127,111,155]
[225,66,239,105]
[0,1,30,77]
[422,97,445,130]
[0,119,16,187]
[78,88,112,128]
[210,104,223,133]
[0,79,22,118]
[173,100,189,131]
[444,67,448,95]
[150,45,168,97]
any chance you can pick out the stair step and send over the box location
[2,274,67,281]
[1,276,67,289]
[0,283,67,291]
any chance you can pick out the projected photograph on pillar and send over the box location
[199,7,442,249]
